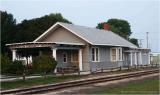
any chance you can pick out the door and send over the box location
[71,50,79,67]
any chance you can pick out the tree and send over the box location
[32,55,57,78]
[0,53,12,74]
[96,19,139,46]
[14,13,71,42]
[1,11,72,55]
[8,61,25,75]
[1,11,16,55]
[7,60,26,81]
[129,38,139,47]
[96,19,131,39]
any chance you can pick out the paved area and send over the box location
[0,75,41,82]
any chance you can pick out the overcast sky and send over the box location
[1,0,159,52]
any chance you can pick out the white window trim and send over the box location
[110,47,123,62]
[71,52,78,62]
[62,53,67,63]
[110,47,117,62]
[91,47,100,62]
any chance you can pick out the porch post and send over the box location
[12,49,17,61]
[52,48,57,60]
[130,52,132,66]
[79,49,83,71]
[134,52,137,65]
[52,48,57,73]
[148,51,150,64]
[139,52,142,65]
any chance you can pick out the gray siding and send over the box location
[142,51,149,65]
[56,50,79,68]
[82,44,90,71]
[89,46,122,71]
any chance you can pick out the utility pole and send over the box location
[138,39,144,48]
[146,32,149,48]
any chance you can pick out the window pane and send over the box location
[92,54,95,61]
[63,53,67,62]
[92,48,99,62]
[112,49,116,61]
[119,49,121,60]
[92,48,94,55]
[64,58,66,62]
[112,49,116,55]
[92,48,95,61]
[96,48,99,61]
[112,55,116,60]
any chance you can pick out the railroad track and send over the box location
[1,69,159,94]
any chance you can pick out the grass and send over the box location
[93,79,160,94]
[1,68,158,91]
[1,75,81,90]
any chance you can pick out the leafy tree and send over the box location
[96,19,131,39]
[14,13,71,42]
[129,38,139,47]
[1,11,16,55]
[32,55,57,78]
[1,11,71,55]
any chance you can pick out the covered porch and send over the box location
[6,42,85,73]
[123,48,150,67]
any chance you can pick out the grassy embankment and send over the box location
[1,75,81,90]
[94,79,159,94]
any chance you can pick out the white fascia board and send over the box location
[93,43,138,48]
[33,22,60,42]
[6,42,55,46]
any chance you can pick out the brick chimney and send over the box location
[103,23,110,30]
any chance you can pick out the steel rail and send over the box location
[1,69,159,94]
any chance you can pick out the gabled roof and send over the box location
[34,22,138,48]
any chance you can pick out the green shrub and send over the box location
[7,60,25,75]
[32,55,57,76]
[0,53,12,74]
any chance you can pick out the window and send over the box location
[92,47,99,62]
[111,47,122,61]
[118,48,122,60]
[71,52,78,62]
[111,48,116,61]
[63,53,67,63]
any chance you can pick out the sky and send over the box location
[1,0,159,52]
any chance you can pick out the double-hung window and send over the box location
[63,53,67,63]
[111,47,122,61]
[92,47,99,62]
[111,48,117,61]
[118,48,122,60]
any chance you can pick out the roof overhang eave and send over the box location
[92,43,138,48]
